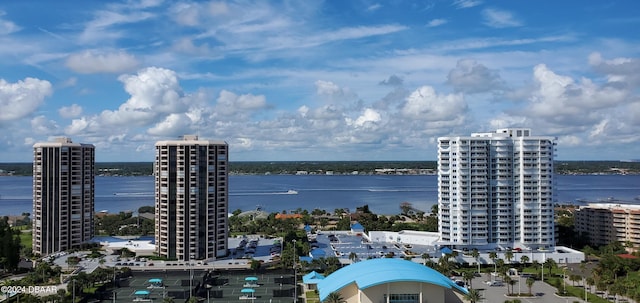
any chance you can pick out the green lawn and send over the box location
[14,228,32,250]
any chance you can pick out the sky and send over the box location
[0,0,639,162]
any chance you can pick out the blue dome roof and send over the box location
[317,258,468,301]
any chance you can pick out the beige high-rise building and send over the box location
[575,203,640,248]
[154,135,228,261]
[437,128,556,250]
[32,137,95,256]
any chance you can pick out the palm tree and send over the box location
[507,278,517,295]
[421,253,430,266]
[531,260,540,279]
[504,250,514,264]
[503,275,513,295]
[471,249,480,274]
[526,277,535,295]
[489,252,498,277]
[324,292,346,303]
[348,252,358,263]
[463,271,475,289]
[464,288,482,303]
[544,258,556,279]
[519,255,529,266]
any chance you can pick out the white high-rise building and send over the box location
[437,128,556,250]
[32,137,95,256]
[154,135,228,261]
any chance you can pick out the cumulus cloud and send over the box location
[315,80,357,103]
[66,50,138,74]
[58,104,83,118]
[214,90,267,117]
[447,59,504,93]
[31,116,59,135]
[526,64,629,123]
[147,113,193,136]
[589,52,640,88]
[379,75,403,86]
[350,108,382,128]
[66,67,189,136]
[401,86,466,121]
[0,78,52,122]
[482,8,522,28]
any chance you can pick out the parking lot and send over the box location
[467,275,586,303]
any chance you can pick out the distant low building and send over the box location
[275,213,302,219]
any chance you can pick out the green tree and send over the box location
[471,249,480,274]
[463,271,475,289]
[504,250,513,264]
[324,292,346,303]
[526,277,535,295]
[0,217,21,272]
[464,288,482,303]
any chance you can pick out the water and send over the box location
[1,174,639,216]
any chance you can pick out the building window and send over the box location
[385,294,419,303]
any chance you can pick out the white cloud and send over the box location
[351,108,382,128]
[79,10,154,44]
[526,64,629,123]
[209,1,230,16]
[0,11,20,35]
[0,77,52,122]
[427,18,447,27]
[315,80,357,103]
[401,86,467,121]
[482,8,522,28]
[66,50,138,74]
[58,104,83,118]
[453,0,482,9]
[31,116,59,135]
[367,4,382,12]
[214,90,267,117]
[447,59,504,93]
[172,38,213,56]
[147,113,193,136]
[589,52,640,87]
[171,2,201,26]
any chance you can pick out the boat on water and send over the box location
[286,189,298,194]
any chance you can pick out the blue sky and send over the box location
[1,0,639,162]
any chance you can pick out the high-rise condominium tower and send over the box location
[437,128,556,250]
[32,137,95,256]
[154,135,228,261]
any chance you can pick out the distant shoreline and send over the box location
[1,160,640,176]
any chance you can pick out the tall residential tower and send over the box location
[437,128,556,250]
[32,137,95,256]
[154,135,228,261]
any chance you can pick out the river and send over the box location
[1,174,639,216]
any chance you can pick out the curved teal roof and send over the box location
[317,258,468,301]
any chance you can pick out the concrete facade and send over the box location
[575,203,640,248]
[154,135,228,261]
[32,137,95,256]
[437,128,556,250]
